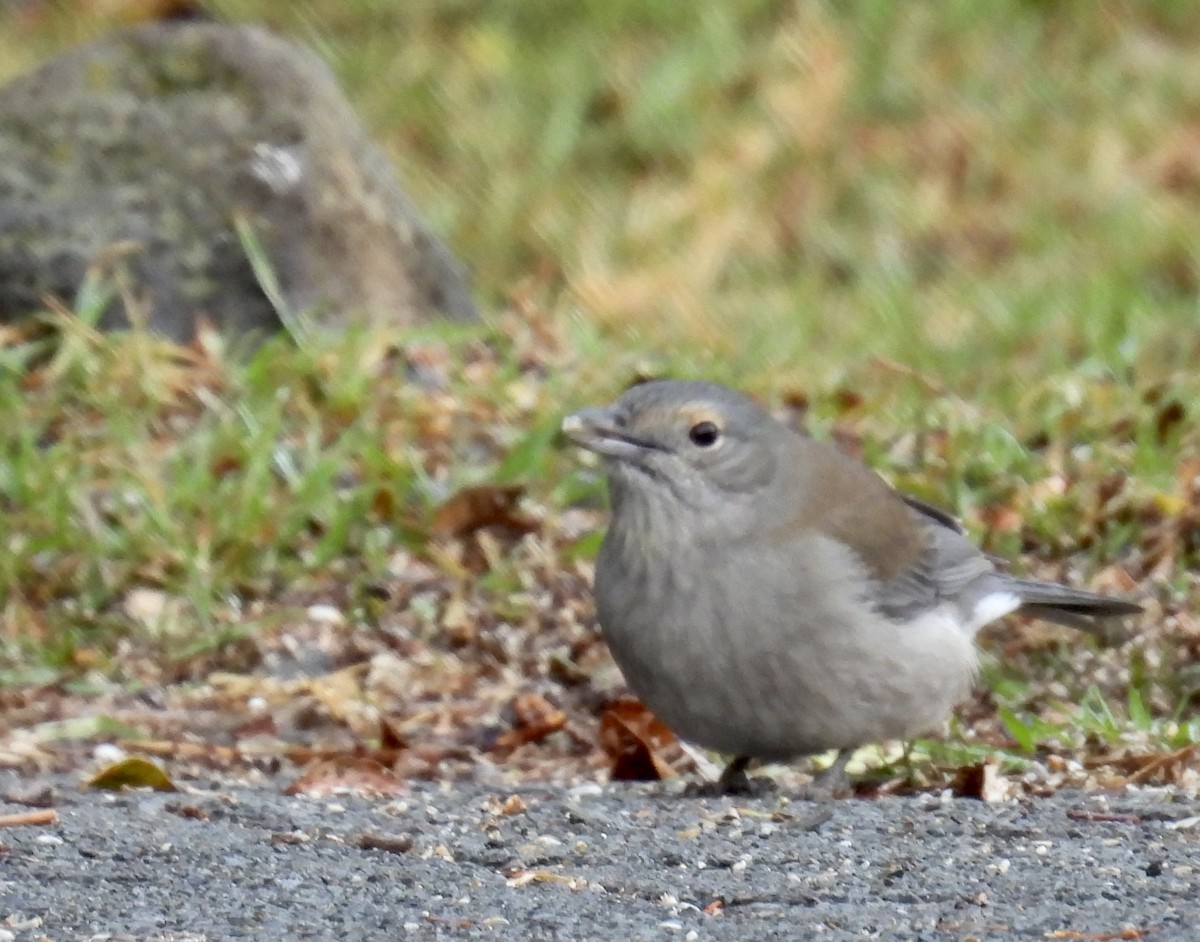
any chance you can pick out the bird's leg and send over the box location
[692,754,853,801]
[798,750,854,800]
[716,755,755,794]
[686,755,767,797]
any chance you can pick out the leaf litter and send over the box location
[1,307,1198,799]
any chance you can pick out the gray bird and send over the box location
[562,379,1141,793]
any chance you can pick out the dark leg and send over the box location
[716,755,755,794]
[685,755,769,797]
[776,751,851,829]
[804,749,853,798]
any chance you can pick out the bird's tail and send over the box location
[1010,578,1142,632]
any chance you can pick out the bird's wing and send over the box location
[860,496,1139,630]
[771,437,1138,631]
[869,511,999,623]
[900,492,964,533]
[770,438,998,625]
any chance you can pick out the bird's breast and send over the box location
[593,523,777,752]
[593,526,981,759]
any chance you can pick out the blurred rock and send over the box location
[0,20,477,340]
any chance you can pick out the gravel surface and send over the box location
[2,775,1199,941]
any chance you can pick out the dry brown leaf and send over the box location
[948,759,1011,802]
[1084,745,1197,786]
[493,692,567,752]
[431,484,539,539]
[598,697,679,782]
[379,716,407,751]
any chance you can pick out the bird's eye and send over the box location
[688,421,721,447]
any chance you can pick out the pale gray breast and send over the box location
[596,519,980,758]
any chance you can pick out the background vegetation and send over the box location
[1,0,1197,789]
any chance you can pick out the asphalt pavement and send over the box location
[2,774,1199,941]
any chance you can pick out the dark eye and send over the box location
[688,421,721,447]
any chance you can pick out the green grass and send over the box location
[2,0,1199,780]
[6,1,1200,390]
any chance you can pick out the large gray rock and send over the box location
[0,21,476,340]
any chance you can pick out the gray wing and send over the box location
[772,438,1140,630]
[870,505,999,624]
[875,498,1141,630]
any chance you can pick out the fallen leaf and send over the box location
[949,760,1011,802]
[432,484,539,539]
[493,692,567,752]
[598,698,679,782]
[87,757,177,792]
[379,716,407,751]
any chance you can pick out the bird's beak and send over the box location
[562,407,659,461]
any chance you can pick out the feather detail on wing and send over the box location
[772,436,1140,633]
[870,508,998,625]
[873,499,1141,633]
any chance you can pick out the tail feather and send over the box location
[1010,578,1141,631]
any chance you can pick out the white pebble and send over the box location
[92,743,126,764]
